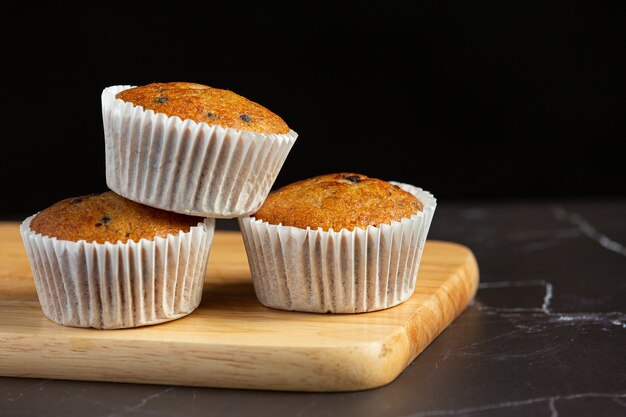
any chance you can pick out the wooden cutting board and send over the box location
[0,222,478,392]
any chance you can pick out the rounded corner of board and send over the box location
[318,340,410,392]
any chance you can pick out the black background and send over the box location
[2,4,624,219]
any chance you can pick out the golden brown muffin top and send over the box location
[252,173,423,231]
[29,191,204,244]
[115,82,290,134]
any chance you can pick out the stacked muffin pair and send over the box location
[20,82,435,330]
[21,82,296,329]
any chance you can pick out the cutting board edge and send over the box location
[404,242,479,360]
[0,332,406,392]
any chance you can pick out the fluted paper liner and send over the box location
[238,183,436,313]
[101,85,298,218]
[20,216,215,329]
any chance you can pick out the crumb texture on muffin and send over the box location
[29,191,204,244]
[115,82,290,134]
[253,173,423,231]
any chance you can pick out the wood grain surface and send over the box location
[0,222,478,392]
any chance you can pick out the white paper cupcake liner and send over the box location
[238,183,436,313]
[101,85,298,218]
[20,216,215,329]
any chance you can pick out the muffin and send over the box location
[238,173,437,313]
[102,82,298,218]
[20,191,215,329]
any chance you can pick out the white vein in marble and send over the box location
[553,206,626,257]
[406,392,626,417]
[106,387,174,417]
[477,279,625,328]
[477,280,553,314]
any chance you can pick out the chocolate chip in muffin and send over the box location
[344,175,361,183]
[154,96,168,104]
[94,216,111,228]
[70,198,82,204]
[239,114,252,123]
[207,112,217,119]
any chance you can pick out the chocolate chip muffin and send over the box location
[102,83,297,218]
[21,191,215,329]
[253,173,423,231]
[115,82,290,134]
[239,173,437,314]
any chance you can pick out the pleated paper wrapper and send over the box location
[238,183,436,313]
[101,85,298,218]
[20,216,215,329]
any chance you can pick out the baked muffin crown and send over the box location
[115,82,290,134]
[29,191,204,244]
[252,173,423,231]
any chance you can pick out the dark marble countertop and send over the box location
[2,200,625,417]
